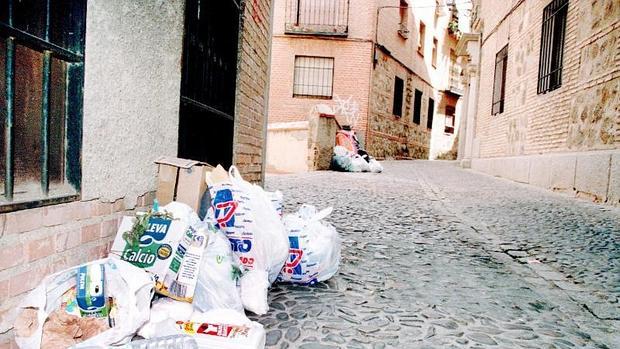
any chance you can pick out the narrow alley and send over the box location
[255,161,620,349]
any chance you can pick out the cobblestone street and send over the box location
[253,161,620,349]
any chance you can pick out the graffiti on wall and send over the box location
[332,95,360,128]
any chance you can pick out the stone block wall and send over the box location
[233,0,275,183]
[467,0,620,205]
[473,0,620,158]
[0,193,155,347]
[367,48,434,159]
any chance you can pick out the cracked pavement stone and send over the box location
[249,161,619,348]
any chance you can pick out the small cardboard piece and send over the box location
[155,157,214,212]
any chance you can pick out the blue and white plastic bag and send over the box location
[208,166,288,314]
[278,205,341,285]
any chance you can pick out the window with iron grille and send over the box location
[412,89,422,124]
[293,56,334,99]
[392,76,404,117]
[427,97,435,129]
[444,105,455,134]
[492,44,508,115]
[285,0,349,35]
[0,0,86,213]
[537,0,568,94]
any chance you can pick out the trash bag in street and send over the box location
[139,299,265,349]
[14,259,154,349]
[209,165,289,315]
[278,205,341,285]
[193,228,244,313]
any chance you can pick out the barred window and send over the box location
[392,76,404,117]
[1,0,86,212]
[293,56,334,98]
[492,44,508,115]
[537,0,568,94]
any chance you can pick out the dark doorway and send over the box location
[178,0,240,167]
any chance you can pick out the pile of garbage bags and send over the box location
[12,166,342,349]
[332,128,383,173]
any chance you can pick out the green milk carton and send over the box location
[110,215,188,291]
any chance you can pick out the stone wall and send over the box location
[473,0,620,158]
[233,0,275,183]
[367,48,433,159]
[467,0,620,205]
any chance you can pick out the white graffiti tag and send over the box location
[332,95,360,127]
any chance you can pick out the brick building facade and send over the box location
[0,0,274,344]
[268,0,463,161]
[457,0,619,205]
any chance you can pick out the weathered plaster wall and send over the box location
[81,0,185,204]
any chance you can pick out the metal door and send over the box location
[178,0,240,167]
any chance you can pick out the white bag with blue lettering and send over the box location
[208,166,288,314]
[278,205,341,285]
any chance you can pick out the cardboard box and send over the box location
[155,157,214,212]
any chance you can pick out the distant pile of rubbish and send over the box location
[331,126,383,173]
[12,159,342,349]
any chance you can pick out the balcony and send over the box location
[285,0,349,37]
[445,65,464,96]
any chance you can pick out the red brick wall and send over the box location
[0,193,155,348]
[233,0,275,183]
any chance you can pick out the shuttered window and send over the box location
[537,0,568,94]
[0,0,86,212]
[392,76,404,117]
[492,44,508,115]
[293,56,334,98]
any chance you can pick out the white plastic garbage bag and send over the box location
[193,229,244,313]
[139,302,265,349]
[278,205,341,285]
[350,154,371,172]
[209,166,289,314]
[368,158,383,173]
[264,190,284,217]
[162,201,201,227]
[14,258,154,349]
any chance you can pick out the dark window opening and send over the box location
[492,44,508,115]
[418,22,426,55]
[393,76,404,117]
[412,89,422,124]
[444,105,455,134]
[427,97,435,129]
[432,37,438,68]
[537,0,568,94]
[293,56,334,99]
[0,0,86,212]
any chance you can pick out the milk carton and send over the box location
[111,214,207,302]
[157,226,208,302]
[111,216,187,294]
[76,263,110,318]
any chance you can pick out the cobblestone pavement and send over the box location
[252,161,619,349]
